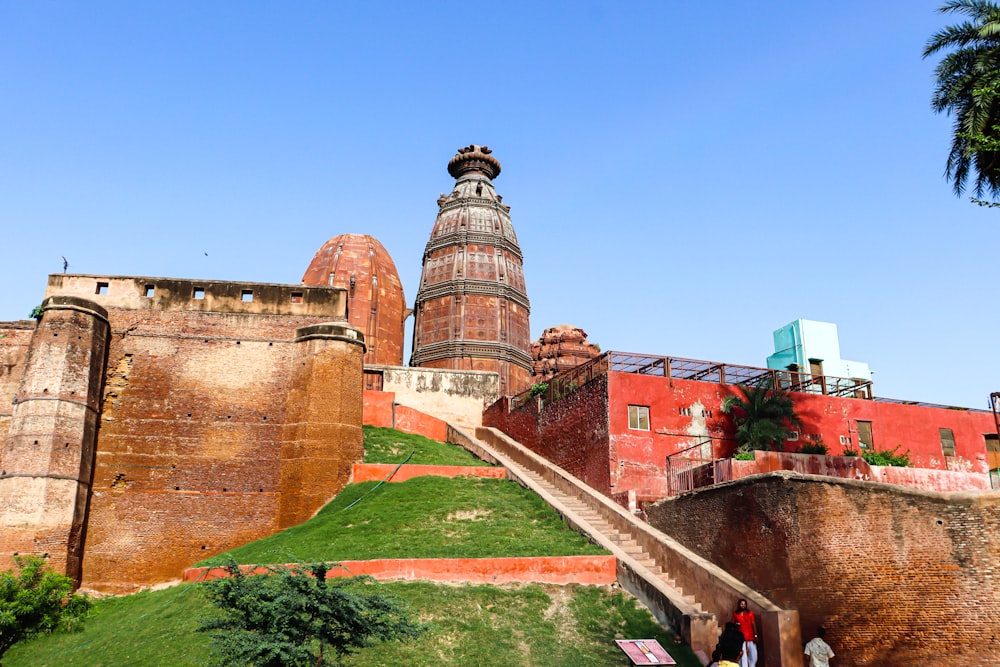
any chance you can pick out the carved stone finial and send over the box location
[448,144,501,180]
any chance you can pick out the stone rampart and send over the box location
[1,274,364,593]
[645,472,1000,667]
[0,321,35,447]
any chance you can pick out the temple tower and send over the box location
[410,145,532,395]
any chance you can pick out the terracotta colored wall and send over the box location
[185,554,617,586]
[2,275,365,594]
[363,389,394,428]
[362,390,449,443]
[484,376,612,494]
[393,404,448,442]
[604,372,996,499]
[645,474,1000,667]
[352,463,505,483]
[731,451,991,492]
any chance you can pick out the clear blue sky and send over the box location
[1,1,996,409]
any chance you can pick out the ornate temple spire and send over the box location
[410,145,532,395]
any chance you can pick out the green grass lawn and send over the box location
[199,476,607,566]
[4,580,702,667]
[363,425,488,466]
[5,428,702,666]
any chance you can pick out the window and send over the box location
[96,282,109,295]
[787,430,800,441]
[940,428,956,457]
[144,284,155,298]
[628,405,650,431]
[241,290,254,302]
[857,421,874,450]
[290,291,304,304]
[193,287,205,300]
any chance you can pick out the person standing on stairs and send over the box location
[731,598,758,667]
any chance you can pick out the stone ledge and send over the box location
[184,555,617,585]
[352,463,506,483]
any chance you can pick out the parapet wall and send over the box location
[368,365,499,427]
[0,274,365,593]
[45,274,346,317]
[645,473,1000,667]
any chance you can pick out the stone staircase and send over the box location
[518,466,704,612]
[447,424,802,666]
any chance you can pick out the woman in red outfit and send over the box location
[731,598,758,667]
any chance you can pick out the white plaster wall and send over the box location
[372,365,499,427]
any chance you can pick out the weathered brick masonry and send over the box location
[646,473,1000,667]
[0,275,365,593]
[484,375,612,494]
[0,321,34,444]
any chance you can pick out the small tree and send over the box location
[0,555,92,660]
[199,560,423,666]
[721,376,802,454]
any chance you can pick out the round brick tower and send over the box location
[302,234,407,366]
[410,145,532,395]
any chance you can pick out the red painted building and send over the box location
[484,351,999,505]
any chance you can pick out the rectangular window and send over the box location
[144,284,155,298]
[290,291,304,304]
[241,290,254,302]
[857,421,874,450]
[96,282,109,295]
[985,434,1000,470]
[628,405,650,431]
[193,287,205,300]
[940,428,956,457]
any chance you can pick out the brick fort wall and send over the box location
[0,275,365,594]
[645,473,1000,667]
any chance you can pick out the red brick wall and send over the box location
[646,474,1000,667]
[0,299,109,583]
[79,307,363,592]
[484,376,612,494]
[0,321,34,450]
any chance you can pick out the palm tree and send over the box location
[721,376,801,454]
[924,1,1000,201]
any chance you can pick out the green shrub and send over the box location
[799,441,828,455]
[529,383,548,397]
[861,446,912,467]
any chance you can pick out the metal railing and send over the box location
[514,351,875,407]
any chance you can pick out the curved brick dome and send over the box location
[302,234,406,366]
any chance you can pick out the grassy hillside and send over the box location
[361,425,487,465]
[4,427,702,666]
[5,580,701,666]
[199,476,607,566]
